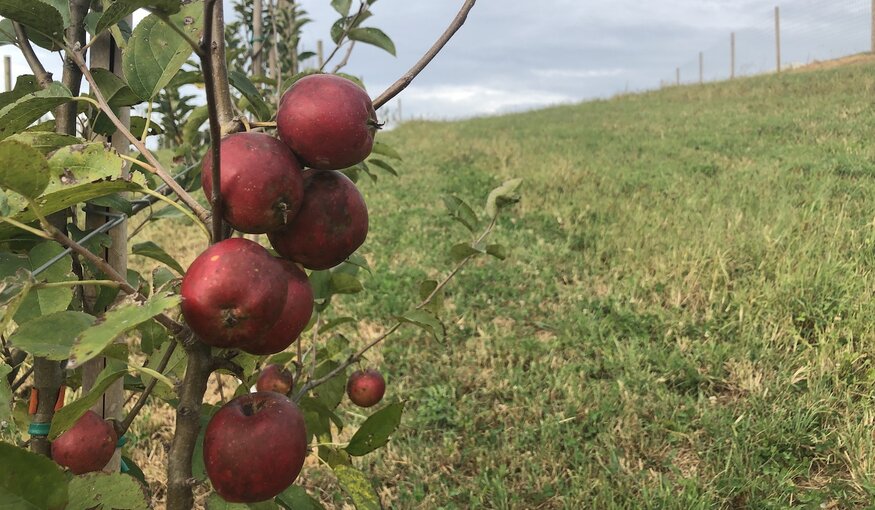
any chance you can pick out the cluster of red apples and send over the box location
[185,74,382,503]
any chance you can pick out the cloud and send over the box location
[397,84,574,119]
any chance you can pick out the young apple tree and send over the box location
[0,0,520,507]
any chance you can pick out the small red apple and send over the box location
[346,369,386,408]
[267,170,368,270]
[204,392,307,503]
[255,364,293,395]
[51,410,117,474]
[277,74,378,170]
[202,132,304,234]
[245,260,314,355]
[181,238,287,349]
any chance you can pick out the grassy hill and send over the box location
[143,59,875,508]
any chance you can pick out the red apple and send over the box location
[202,132,304,234]
[245,260,314,355]
[51,410,117,474]
[181,238,287,349]
[346,369,386,408]
[204,392,307,503]
[267,170,368,270]
[255,364,293,395]
[277,74,378,170]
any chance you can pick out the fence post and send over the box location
[252,0,263,77]
[699,51,703,83]
[317,39,324,67]
[775,6,781,73]
[676,67,680,86]
[871,0,875,52]
[82,16,131,473]
[730,32,736,79]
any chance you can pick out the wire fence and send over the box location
[667,0,871,86]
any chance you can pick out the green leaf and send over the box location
[398,309,444,341]
[485,177,522,218]
[0,361,12,427]
[0,19,16,46]
[46,143,128,191]
[331,0,352,16]
[228,70,271,121]
[418,279,443,314]
[450,242,484,263]
[0,75,39,111]
[9,311,95,360]
[123,2,204,100]
[68,293,181,368]
[182,104,209,144]
[370,141,401,160]
[13,241,76,325]
[131,241,185,275]
[276,486,325,510]
[49,366,126,440]
[330,273,363,295]
[486,243,508,260]
[346,401,403,456]
[0,271,32,334]
[0,1,65,51]
[0,180,141,240]
[0,442,68,510]
[89,193,134,216]
[332,465,381,510]
[367,158,398,177]
[129,115,165,137]
[138,318,169,354]
[5,131,79,155]
[0,82,72,141]
[67,472,149,510]
[348,27,395,56]
[442,195,478,233]
[312,360,346,410]
[96,0,182,36]
[0,140,50,198]
[91,68,141,108]
[322,316,356,333]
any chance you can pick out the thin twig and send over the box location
[11,23,52,87]
[66,48,211,227]
[321,2,367,72]
[372,0,476,109]
[332,41,356,74]
[116,339,179,436]
[10,365,35,393]
[201,0,228,242]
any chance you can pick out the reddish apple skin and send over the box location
[277,74,378,170]
[181,238,287,348]
[204,392,307,503]
[255,364,294,394]
[268,171,368,270]
[51,410,117,474]
[346,369,386,408]
[246,260,314,355]
[202,132,304,234]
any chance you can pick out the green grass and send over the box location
[143,58,875,508]
[342,59,875,509]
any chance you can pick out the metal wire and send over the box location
[30,162,200,278]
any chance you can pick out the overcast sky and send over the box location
[0,0,870,120]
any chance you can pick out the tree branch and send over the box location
[166,3,234,507]
[372,0,476,110]
[66,48,211,227]
[321,3,367,72]
[11,23,53,88]
[56,0,90,135]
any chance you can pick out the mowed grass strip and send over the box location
[140,57,875,508]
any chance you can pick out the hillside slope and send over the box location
[355,60,875,508]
